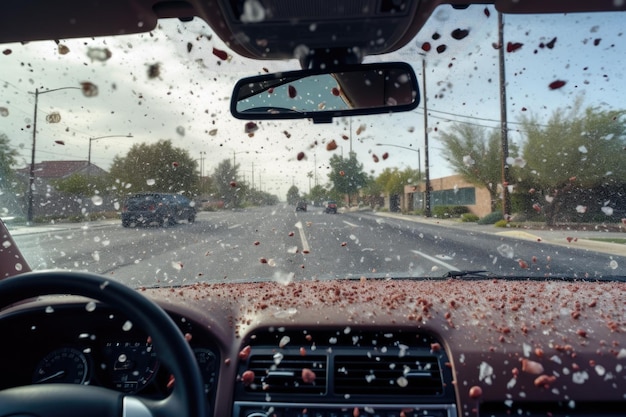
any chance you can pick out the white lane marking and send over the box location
[294,221,311,254]
[343,220,360,228]
[411,249,457,271]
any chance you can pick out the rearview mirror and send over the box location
[230,62,419,123]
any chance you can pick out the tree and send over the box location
[519,102,626,224]
[307,171,314,193]
[286,185,300,205]
[360,174,385,208]
[109,140,198,196]
[53,173,110,196]
[211,159,241,208]
[439,124,517,211]
[247,189,279,206]
[375,167,420,195]
[0,133,18,191]
[306,184,328,206]
[327,152,367,205]
[0,133,21,215]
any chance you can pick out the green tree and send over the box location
[519,103,626,225]
[360,174,385,208]
[375,167,420,195]
[109,140,198,196]
[328,152,367,205]
[439,124,517,211]
[247,189,279,206]
[0,133,18,191]
[286,185,300,205]
[53,173,110,196]
[306,184,328,206]
[211,159,241,208]
[0,133,21,216]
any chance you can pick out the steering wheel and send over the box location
[0,271,207,417]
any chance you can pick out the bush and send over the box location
[494,219,509,227]
[432,205,469,218]
[461,213,479,222]
[377,207,389,212]
[477,211,504,225]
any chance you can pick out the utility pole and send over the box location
[27,86,81,224]
[498,12,511,218]
[422,58,432,217]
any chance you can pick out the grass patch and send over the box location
[588,238,626,244]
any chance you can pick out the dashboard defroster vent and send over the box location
[245,354,327,394]
[334,355,443,396]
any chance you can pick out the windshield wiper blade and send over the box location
[443,270,493,279]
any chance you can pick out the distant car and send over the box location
[325,201,338,214]
[121,192,196,227]
[295,201,307,212]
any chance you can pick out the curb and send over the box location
[7,219,119,236]
[372,211,626,257]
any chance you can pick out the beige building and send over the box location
[400,174,492,217]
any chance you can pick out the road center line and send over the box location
[342,220,360,228]
[410,249,457,271]
[294,221,311,254]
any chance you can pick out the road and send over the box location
[11,205,626,287]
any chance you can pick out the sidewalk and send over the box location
[373,211,626,257]
[4,219,119,236]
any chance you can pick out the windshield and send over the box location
[1,6,625,286]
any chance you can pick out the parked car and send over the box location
[295,201,307,212]
[325,200,338,214]
[121,193,196,227]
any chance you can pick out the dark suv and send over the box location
[325,201,338,214]
[295,201,307,212]
[121,193,196,227]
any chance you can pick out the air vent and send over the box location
[334,355,443,396]
[246,354,327,394]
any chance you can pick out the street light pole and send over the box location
[27,86,81,224]
[88,134,133,166]
[375,142,422,207]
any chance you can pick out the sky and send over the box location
[1,5,625,199]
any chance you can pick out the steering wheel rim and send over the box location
[0,271,206,417]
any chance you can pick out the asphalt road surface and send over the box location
[12,205,625,287]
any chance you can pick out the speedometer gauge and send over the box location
[32,347,89,385]
[103,341,159,393]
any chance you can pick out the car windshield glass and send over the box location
[1,6,625,287]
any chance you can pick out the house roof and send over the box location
[16,160,107,179]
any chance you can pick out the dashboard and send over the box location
[1,278,626,417]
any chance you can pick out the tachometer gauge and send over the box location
[32,347,89,385]
[103,341,159,393]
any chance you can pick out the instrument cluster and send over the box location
[0,302,219,399]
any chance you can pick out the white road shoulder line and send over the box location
[294,221,311,253]
[410,249,457,271]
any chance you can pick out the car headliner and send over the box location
[1,1,625,63]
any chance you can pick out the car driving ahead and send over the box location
[121,192,196,227]
[0,2,626,417]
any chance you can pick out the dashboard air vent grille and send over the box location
[246,354,327,394]
[334,355,443,396]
